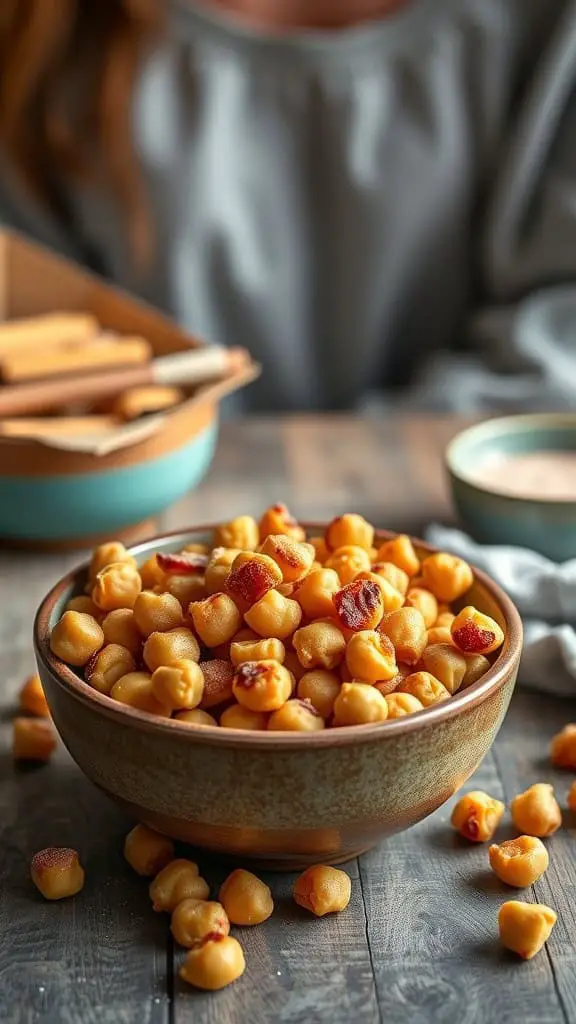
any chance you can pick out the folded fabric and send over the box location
[426,525,576,696]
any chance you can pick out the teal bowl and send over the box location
[446,414,576,562]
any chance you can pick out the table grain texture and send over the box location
[1,415,575,1024]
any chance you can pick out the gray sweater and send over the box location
[0,0,574,411]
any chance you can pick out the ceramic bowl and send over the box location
[34,525,522,870]
[447,413,576,562]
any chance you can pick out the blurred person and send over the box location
[0,0,573,411]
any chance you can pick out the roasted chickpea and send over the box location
[110,672,171,716]
[198,659,235,708]
[13,717,56,761]
[325,514,374,552]
[225,552,283,611]
[132,590,183,637]
[101,608,142,656]
[143,627,200,673]
[89,541,136,581]
[293,621,346,671]
[293,865,351,916]
[139,554,165,590]
[149,859,207,911]
[205,547,240,595]
[151,659,204,711]
[489,836,549,887]
[510,783,562,837]
[230,637,285,666]
[398,671,450,707]
[65,595,102,619]
[244,589,302,639]
[345,630,397,683]
[550,723,576,769]
[297,671,341,718]
[333,579,384,632]
[354,571,404,613]
[31,848,85,900]
[189,593,242,647]
[373,677,400,697]
[258,502,305,542]
[450,790,505,842]
[220,704,268,730]
[260,535,316,582]
[325,545,371,585]
[232,660,292,712]
[404,588,438,629]
[92,562,142,612]
[309,536,330,564]
[379,607,427,665]
[421,552,473,603]
[219,868,274,925]
[50,611,104,666]
[435,610,455,628]
[333,682,388,726]
[85,643,136,695]
[214,514,259,551]
[179,935,245,990]
[384,692,424,718]
[451,606,504,655]
[176,708,218,727]
[283,650,307,682]
[568,780,576,812]
[421,643,467,695]
[376,535,420,577]
[268,698,325,732]
[161,573,205,608]
[461,653,491,688]
[124,824,174,876]
[370,561,410,596]
[19,674,49,717]
[498,901,557,960]
[425,627,453,646]
[172,896,229,947]
[183,542,210,555]
[296,568,341,620]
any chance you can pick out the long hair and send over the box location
[0,1,162,264]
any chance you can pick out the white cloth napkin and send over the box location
[426,525,576,696]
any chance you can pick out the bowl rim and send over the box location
[34,522,523,750]
[445,412,576,507]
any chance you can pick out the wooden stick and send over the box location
[0,313,97,354]
[1,337,151,382]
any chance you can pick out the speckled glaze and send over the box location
[447,414,576,561]
[34,526,522,869]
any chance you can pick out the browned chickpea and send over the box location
[179,935,245,990]
[65,595,102,619]
[421,552,473,603]
[31,847,85,900]
[219,868,274,925]
[398,671,450,707]
[258,502,305,542]
[451,606,505,655]
[172,897,228,947]
[149,858,203,911]
[132,590,183,637]
[19,673,50,717]
[345,629,397,683]
[268,698,325,732]
[425,626,454,646]
[110,672,171,716]
[384,692,424,718]
[498,901,557,960]
[244,589,302,639]
[85,643,136,695]
[451,790,505,841]
[309,535,330,564]
[283,650,307,682]
[175,708,218,727]
[404,588,438,629]
[151,659,204,711]
[220,704,268,730]
[333,681,388,726]
[143,627,200,672]
[376,535,420,577]
[226,551,283,610]
[379,607,427,665]
[293,621,346,671]
[510,783,562,837]
[333,579,384,632]
[101,608,142,656]
[198,659,235,708]
[354,571,404,613]
[370,561,410,596]
[232,660,292,712]
[260,534,316,583]
[189,593,242,647]
[124,824,174,876]
[293,865,351,916]
[92,562,142,612]
[550,723,576,769]
[489,836,549,887]
[325,545,371,585]
[50,611,104,666]
[230,637,285,666]
[13,717,57,761]
[89,541,136,581]
[461,652,491,688]
[296,568,341,620]
[205,547,240,595]
[325,514,374,552]
[297,670,341,718]
[421,643,467,695]
[214,514,259,551]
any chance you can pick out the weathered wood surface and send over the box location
[0,415,574,1024]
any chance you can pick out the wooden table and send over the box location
[1,415,575,1024]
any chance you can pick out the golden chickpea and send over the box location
[89,541,137,581]
[132,590,183,637]
[149,859,207,911]
[398,671,450,708]
[498,901,557,960]
[13,717,56,761]
[214,514,259,551]
[226,551,283,609]
[297,670,341,718]
[232,660,292,712]
[143,627,200,672]
[164,573,206,608]
[244,589,302,639]
[325,545,371,585]
[110,672,171,716]
[179,935,245,990]
[293,865,351,916]
[92,562,142,612]
[139,554,165,590]
[426,626,453,646]
[489,836,549,887]
[65,595,102,619]
[172,897,229,947]
[325,514,374,552]
[461,652,491,688]
[218,868,273,925]
[385,692,424,718]
[205,547,240,595]
[101,608,142,656]
[151,659,204,711]
[451,606,505,655]
[230,637,285,666]
[309,535,330,564]
[354,571,404,613]
[550,723,576,769]
[189,593,242,647]
[450,790,505,842]
[293,621,347,671]
[333,579,384,632]
[404,588,438,629]
[379,607,427,665]
[260,534,316,583]
[436,610,455,628]
[296,568,341,620]
[371,561,410,596]
[31,848,85,900]
[568,780,576,812]
[333,682,388,726]
[268,698,325,732]
[421,552,474,603]
[19,673,49,717]
[259,502,305,542]
[198,659,235,708]
[283,650,307,682]
[345,629,397,683]
[85,643,136,695]
[50,611,104,667]
[510,783,562,837]
[421,643,467,695]
[376,535,420,577]
[220,704,268,730]
[123,824,174,876]
[175,708,218,727]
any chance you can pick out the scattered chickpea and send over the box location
[31,848,85,900]
[258,502,305,542]
[293,621,347,671]
[89,541,136,581]
[244,589,302,639]
[568,780,576,812]
[376,535,420,577]
[260,535,316,582]
[149,859,208,911]
[50,611,104,667]
[550,723,576,769]
[421,643,467,695]
[325,545,371,585]
[13,717,57,761]
[85,644,136,695]
[345,630,397,683]
[151,659,204,711]
[101,609,143,656]
[498,901,557,960]
[232,660,293,712]
[370,561,410,596]
[65,595,102,619]
[189,593,242,647]
[123,824,174,877]
[295,568,341,620]
[450,791,505,842]
[421,553,474,603]
[268,699,325,732]
[143,627,200,673]
[214,514,259,551]
[293,865,351,916]
[230,637,285,666]
[326,514,374,552]
[451,606,504,656]
[19,673,50,717]
[110,672,171,716]
[404,588,438,629]
[175,708,218,727]
[297,670,341,718]
[92,562,142,612]
[489,836,549,887]
[172,897,229,948]
[378,607,427,665]
[198,659,235,708]
[384,692,424,718]
[178,935,245,990]
[132,590,183,637]
[220,704,268,730]
[333,682,388,726]
[510,783,562,838]
[219,868,274,925]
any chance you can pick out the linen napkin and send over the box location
[426,525,576,696]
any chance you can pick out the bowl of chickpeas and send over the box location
[34,506,523,869]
